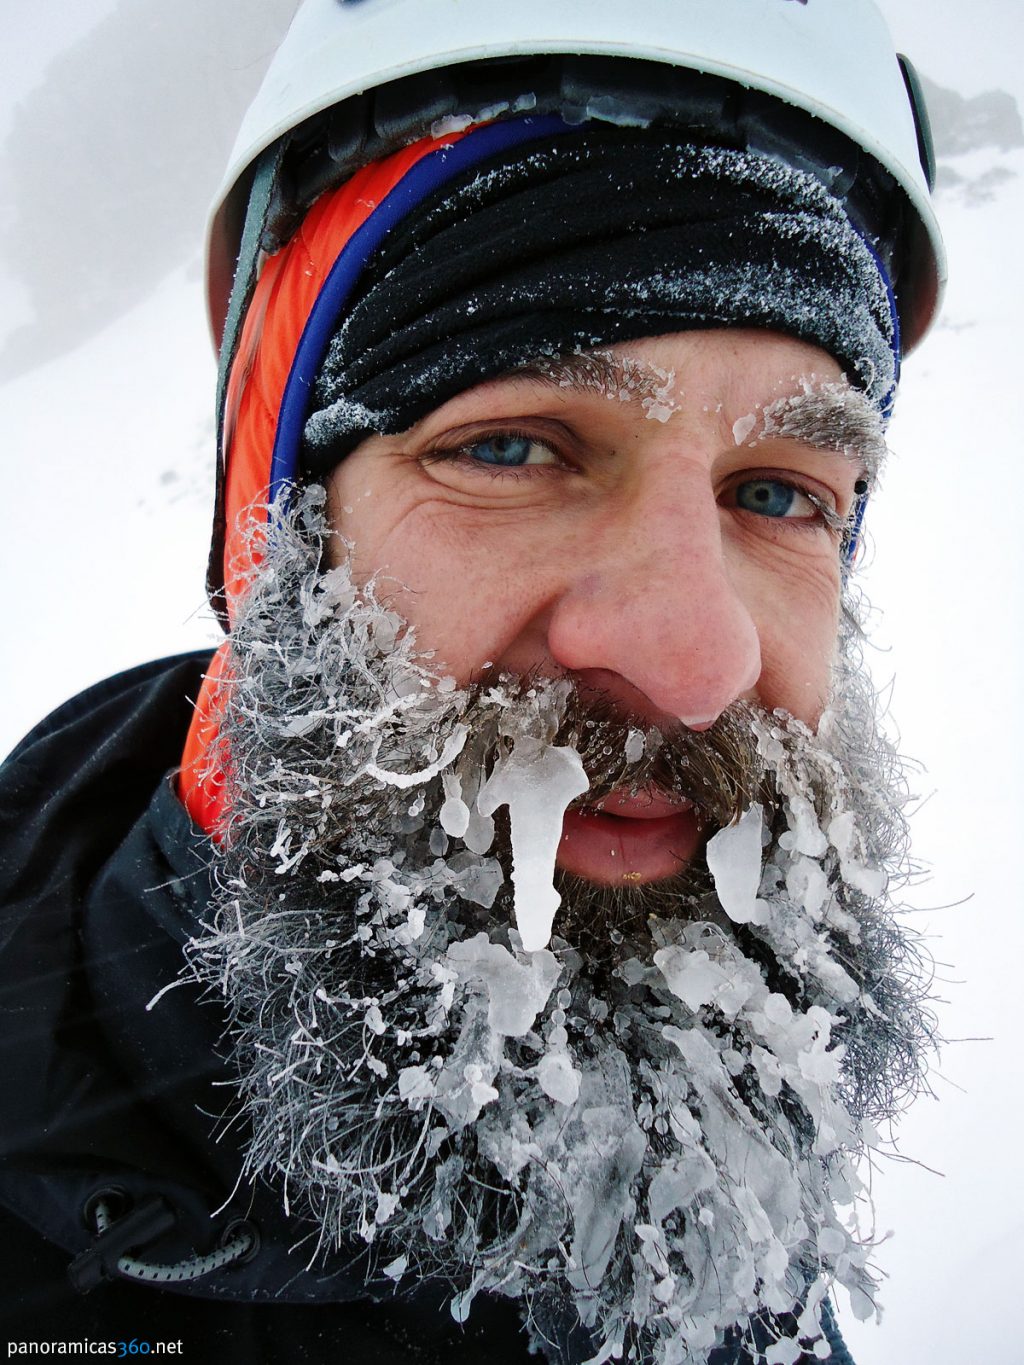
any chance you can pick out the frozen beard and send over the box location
[189,489,932,1365]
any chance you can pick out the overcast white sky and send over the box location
[882,0,1024,97]
[1,2,115,127]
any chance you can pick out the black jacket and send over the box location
[0,655,854,1365]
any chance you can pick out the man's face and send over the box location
[196,324,925,1361]
[326,329,864,886]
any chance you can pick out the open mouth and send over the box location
[558,786,706,884]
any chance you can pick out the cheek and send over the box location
[325,457,393,571]
[744,554,842,722]
[326,462,557,681]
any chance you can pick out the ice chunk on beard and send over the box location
[357,664,790,962]
[189,489,931,1365]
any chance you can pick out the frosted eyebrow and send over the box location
[509,352,669,404]
[757,388,888,483]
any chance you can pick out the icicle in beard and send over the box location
[189,488,932,1365]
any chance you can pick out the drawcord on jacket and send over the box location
[68,1194,257,1293]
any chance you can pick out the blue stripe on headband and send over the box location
[269,114,574,502]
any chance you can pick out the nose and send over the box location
[545,478,761,728]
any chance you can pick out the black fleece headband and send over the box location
[302,127,897,473]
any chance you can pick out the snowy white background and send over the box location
[1,3,1021,1360]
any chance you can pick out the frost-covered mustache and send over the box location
[530,686,775,832]
[343,671,798,956]
[423,679,782,952]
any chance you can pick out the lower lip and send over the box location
[557,801,704,885]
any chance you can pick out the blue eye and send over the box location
[466,434,540,466]
[422,430,564,480]
[735,479,808,519]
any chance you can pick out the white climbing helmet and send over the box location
[206,0,945,355]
